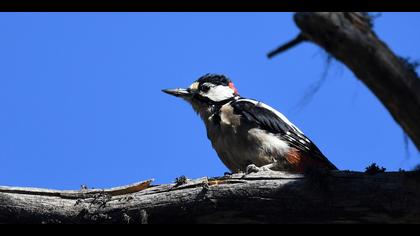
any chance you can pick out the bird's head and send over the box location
[162,74,240,113]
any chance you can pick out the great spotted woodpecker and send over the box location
[163,74,337,173]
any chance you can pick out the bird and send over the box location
[162,74,337,174]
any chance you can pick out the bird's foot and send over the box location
[245,164,272,174]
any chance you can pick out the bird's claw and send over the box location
[245,164,272,174]
[246,164,260,174]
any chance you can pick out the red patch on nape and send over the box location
[228,82,239,95]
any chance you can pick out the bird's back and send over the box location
[206,97,337,173]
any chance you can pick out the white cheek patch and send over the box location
[203,85,235,102]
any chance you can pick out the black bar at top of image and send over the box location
[0,0,420,12]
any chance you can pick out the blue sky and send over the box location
[0,12,419,189]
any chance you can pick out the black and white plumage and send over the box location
[163,74,337,173]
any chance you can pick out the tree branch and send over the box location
[267,33,307,58]
[1,171,420,224]
[270,12,420,151]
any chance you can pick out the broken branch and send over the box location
[267,33,307,58]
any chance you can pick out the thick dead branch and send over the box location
[1,171,420,224]
[270,12,420,151]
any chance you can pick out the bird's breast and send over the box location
[205,116,290,172]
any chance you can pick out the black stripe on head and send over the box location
[196,74,231,87]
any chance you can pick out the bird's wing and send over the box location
[230,99,337,170]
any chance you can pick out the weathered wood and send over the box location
[270,12,420,151]
[1,171,419,224]
[0,179,153,199]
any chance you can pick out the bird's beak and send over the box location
[162,88,192,98]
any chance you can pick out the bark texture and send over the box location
[1,171,420,224]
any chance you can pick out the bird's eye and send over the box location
[200,84,211,92]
